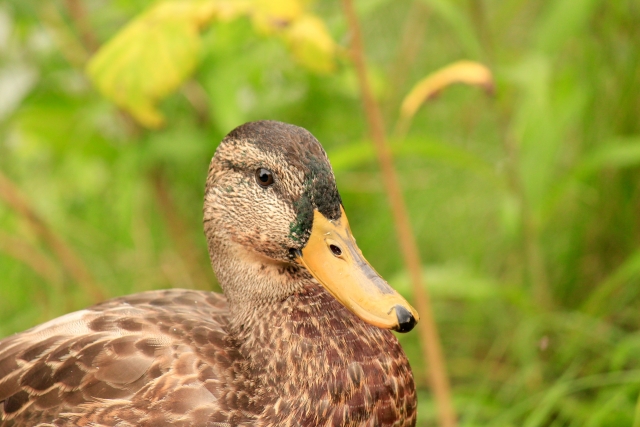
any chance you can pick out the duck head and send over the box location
[204,121,418,333]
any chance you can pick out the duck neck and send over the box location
[230,282,414,427]
[232,281,358,390]
[207,232,310,333]
[209,233,416,426]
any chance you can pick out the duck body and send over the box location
[0,121,417,426]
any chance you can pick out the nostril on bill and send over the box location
[393,305,417,333]
[329,244,342,257]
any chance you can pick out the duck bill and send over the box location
[295,207,419,332]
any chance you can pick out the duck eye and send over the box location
[255,168,274,187]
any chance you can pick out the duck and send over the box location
[0,121,419,427]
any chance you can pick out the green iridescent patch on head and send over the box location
[289,193,313,243]
[306,153,341,221]
[288,153,342,245]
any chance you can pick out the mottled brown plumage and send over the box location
[0,121,417,426]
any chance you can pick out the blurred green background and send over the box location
[1,0,639,425]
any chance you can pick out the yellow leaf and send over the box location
[399,60,494,123]
[86,0,221,128]
[148,0,219,27]
[214,0,252,21]
[283,14,336,74]
[250,0,303,34]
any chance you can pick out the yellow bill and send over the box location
[295,206,419,332]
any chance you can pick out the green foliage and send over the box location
[1,0,639,425]
[86,0,337,128]
[87,0,218,128]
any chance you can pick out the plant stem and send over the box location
[481,17,551,309]
[0,171,106,303]
[0,231,63,291]
[634,389,640,427]
[384,0,430,120]
[64,0,100,53]
[341,1,457,426]
[150,168,218,291]
[501,124,552,309]
[40,3,88,68]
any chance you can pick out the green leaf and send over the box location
[418,0,483,58]
[328,138,503,187]
[574,137,640,176]
[582,248,640,316]
[535,0,602,54]
[390,264,502,301]
[86,0,336,128]
[542,136,640,221]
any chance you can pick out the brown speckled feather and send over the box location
[0,290,233,426]
[0,121,417,426]
[0,286,415,426]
